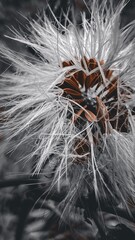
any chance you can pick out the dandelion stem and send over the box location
[0,175,40,188]
[92,211,107,239]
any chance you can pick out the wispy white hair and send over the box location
[1,0,135,211]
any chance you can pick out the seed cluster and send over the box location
[59,57,130,134]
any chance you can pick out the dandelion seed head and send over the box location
[1,0,135,212]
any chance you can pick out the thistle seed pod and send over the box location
[1,0,135,212]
